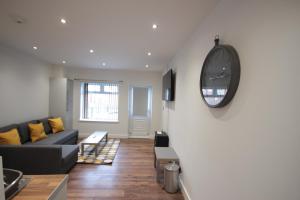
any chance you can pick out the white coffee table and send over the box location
[80,131,108,156]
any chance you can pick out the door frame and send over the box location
[128,85,153,138]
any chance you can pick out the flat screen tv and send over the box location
[162,69,175,101]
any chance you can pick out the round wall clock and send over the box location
[200,36,240,108]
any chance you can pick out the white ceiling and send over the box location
[0,0,219,71]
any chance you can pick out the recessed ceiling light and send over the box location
[33,46,38,50]
[60,18,67,24]
[102,62,106,66]
[147,52,152,56]
[90,49,94,53]
[145,64,149,68]
[152,24,158,29]
[62,60,66,64]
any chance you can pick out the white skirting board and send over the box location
[128,135,155,139]
[79,132,129,139]
[106,134,129,139]
[179,176,192,200]
[79,133,155,139]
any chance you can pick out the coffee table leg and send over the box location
[81,144,84,156]
[95,144,98,157]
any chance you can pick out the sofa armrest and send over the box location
[0,145,63,174]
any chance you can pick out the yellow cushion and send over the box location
[0,128,21,145]
[28,123,47,142]
[48,118,65,134]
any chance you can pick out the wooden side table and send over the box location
[154,147,179,183]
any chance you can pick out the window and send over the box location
[80,82,119,122]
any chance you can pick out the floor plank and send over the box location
[68,139,184,200]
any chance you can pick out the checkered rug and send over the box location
[77,138,120,165]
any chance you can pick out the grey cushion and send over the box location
[24,130,78,145]
[17,120,38,144]
[0,124,18,133]
[38,118,52,134]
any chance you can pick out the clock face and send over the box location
[200,45,240,107]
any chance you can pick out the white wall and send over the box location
[64,67,162,138]
[163,0,300,200]
[0,45,50,126]
[49,78,67,119]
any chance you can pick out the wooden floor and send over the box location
[68,139,184,200]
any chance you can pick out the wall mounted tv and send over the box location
[162,69,175,101]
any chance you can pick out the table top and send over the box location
[155,147,179,160]
[13,174,68,200]
[80,131,108,145]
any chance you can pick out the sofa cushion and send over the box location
[61,145,79,166]
[24,130,78,145]
[0,124,18,133]
[18,120,38,144]
[0,128,21,145]
[48,118,65,134]
[38,118,52,134]
[28,123,48,142]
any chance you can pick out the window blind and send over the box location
[80,82,119,122]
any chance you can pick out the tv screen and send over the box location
[162,69,175,101]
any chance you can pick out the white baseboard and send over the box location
[128,135,154,139]
[179,176,191,200]
[109,134,129,139]
[79,132,129,139]
[78,133,90,139]
[79,132,154,139]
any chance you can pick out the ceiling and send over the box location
[0,0,219,71]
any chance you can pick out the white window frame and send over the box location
[79,81,120,123]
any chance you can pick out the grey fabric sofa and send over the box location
[0,117,79,174]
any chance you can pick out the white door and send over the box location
[129,86,152,137]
